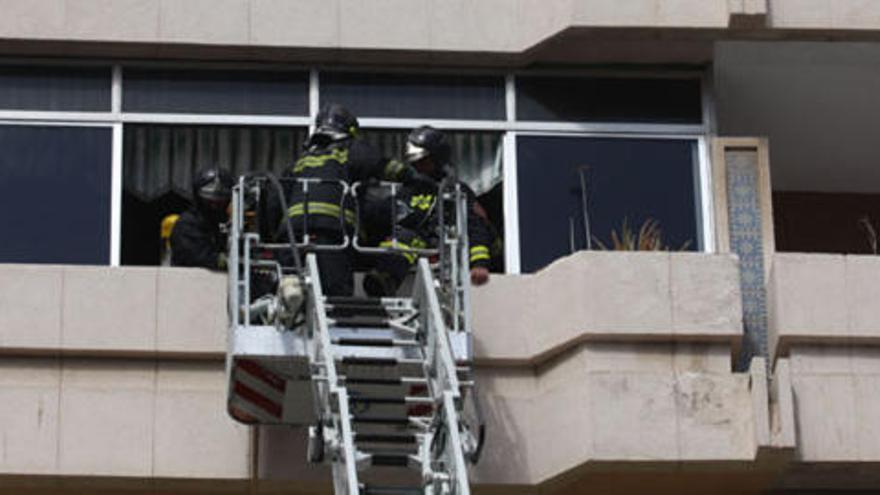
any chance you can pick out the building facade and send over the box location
[2,1,880,493]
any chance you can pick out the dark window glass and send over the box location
[0,65,111,111]
[321,72,505,120]
[517,136,699,273]
[0,125,112,264]
[516,76,703,124]
[123,69,309,115]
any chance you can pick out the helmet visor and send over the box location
[404,142,430,164]
[314,125,352,142]
[198,177,231,211]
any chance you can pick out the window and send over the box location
[0,62,711,270]
[122,124,308,265]
[0,125,112,264]
[123,68,309,115]
[517,136,701,273]
[516,76,702,124]
[0,65,111,111]
[362,129,505,270]
[321,72,506,120]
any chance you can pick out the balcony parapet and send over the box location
[472,251,743,366]
[768,253,880,359]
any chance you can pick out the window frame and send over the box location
[0,59,715,271]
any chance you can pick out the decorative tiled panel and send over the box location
[726,149,769,367]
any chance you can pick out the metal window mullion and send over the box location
[503,73,521,274]
[109,65,123,267]
[118,112,311,126]
[358,117,508,131]
[111,65,122,116]
[699,68,718,253]
[110,122,123,266]
[309,68,319,134]
[697,136,716,253]
[502,131,520,274]
[701,68,718,136]
[0,110,115,124]
[505,74,516,122]
[512,121,706,135]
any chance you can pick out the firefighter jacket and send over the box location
[283,138,407,233]
[384,180,494,269]
[170,207,227,270]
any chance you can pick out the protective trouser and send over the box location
[366,228,428,297]
[312,230,354,297]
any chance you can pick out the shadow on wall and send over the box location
[773,191,880,254]
[470,368,533,486]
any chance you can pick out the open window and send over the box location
[362,129,505,272]
[121,124,309,265]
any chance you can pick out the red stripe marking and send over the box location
[234,381,283,418]
[236,359,286,392]
[228,403,258,424]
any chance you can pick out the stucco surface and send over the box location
[8,0,880,59]
[6,252,880,487]
[472,252,743,365]
[0,358,251,479]
[769,254,880,356]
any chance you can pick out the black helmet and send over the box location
[405,126,451,167]
[313,103,359,142]
[193,166,234,214]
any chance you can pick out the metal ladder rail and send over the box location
[306,253,362,495]
[228,176,476,495]
[327,294,430,495]
[413,258,470,495]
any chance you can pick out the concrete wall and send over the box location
[0,252,779,493]
[0,0,752,53]
[2,0,880,65]
[0,266,251,492]
[767,253,880,489]
[19,252,880,491]
[716,41,880,195]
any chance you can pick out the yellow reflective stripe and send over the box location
[292,148,349,173]
[409,194,434,211]
[380,239,418,264]
[470,245,491,262]
[288,202,356,224]
[384,159,405,179]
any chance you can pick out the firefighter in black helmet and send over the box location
[282,103,426,296]
[171,166,234,270]
[363,125,495,296]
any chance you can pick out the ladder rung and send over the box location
[369,454,412,467]
[327,306,390,318]
[350,396,434,406]
[330,315,390,328]
[351,415,432,426]
[333,337,418,348]
[356,433,417,444]
[341,357,422,366]
[345,377,427,386]
[326,296,384,306]
[362,485,422,495]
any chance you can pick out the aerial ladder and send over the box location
[224,175,485,495]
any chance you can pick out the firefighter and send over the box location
[363,126,494,297]
[170,166,234,270]
[282,103,429,296]
[159,213,180,266]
